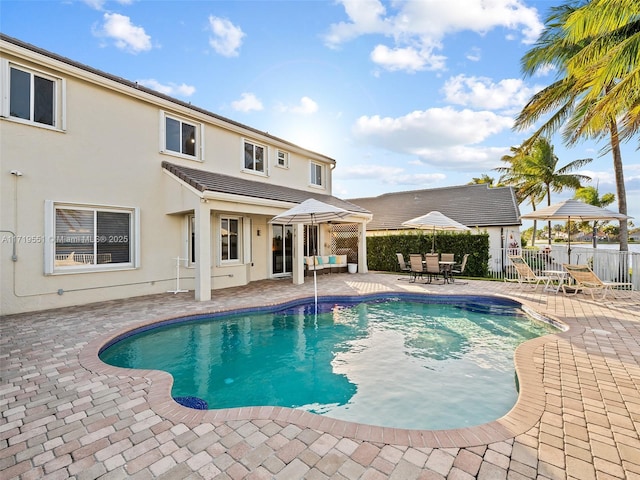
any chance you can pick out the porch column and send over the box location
[292,223,304,285]
[195,201,212,301]
[358,221,368,273]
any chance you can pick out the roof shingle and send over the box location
[162,161,370,215]
[348,184,521,230]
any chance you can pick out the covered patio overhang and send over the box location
[161,161,371,301]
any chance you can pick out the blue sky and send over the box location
[2,0,639,225]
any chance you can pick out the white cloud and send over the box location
[352,107,513,169]
[353,107,512,147]
[370,45,445,72]
[276,96,319,115]
[465,47,481,62]
[442,74,542,112]
[208,16,245,57]
[411,145,512,169]
[325,0,543,72]
[231,93,264,112]
[95,13,152,53]
[334,164,446,187]
[324,0,392,47]
[83,0,132,10]
[533,63,557,77]
[137,79,195,97]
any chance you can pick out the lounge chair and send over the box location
[409,254,425,282]
[396,253,411,278]
[562,264,633,300]
[505,255,551,290]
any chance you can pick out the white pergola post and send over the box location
[358,221,368,273]
[195,201,212,301]
[292,223,304,285]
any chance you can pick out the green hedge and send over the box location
[366,232,490,278]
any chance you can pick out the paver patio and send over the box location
[1,272,639,479]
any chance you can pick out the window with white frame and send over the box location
[45,202,138,273]
[220,217,240,262]
[310,162,324,187]
[162,112,200,158]
[243,140,266,174]
[276,149,289,168]
[2,61,63,129]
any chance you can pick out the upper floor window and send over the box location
[161,112,201,159]
[45,201,139,274]
[2,61,63,129]
[243,140,266,174]
[310,162,324,188]
[276,149,289,168]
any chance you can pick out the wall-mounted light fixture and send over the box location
[256,229,261,236]
[10,170,23,176]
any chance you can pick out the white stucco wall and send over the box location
[0,40,341,315]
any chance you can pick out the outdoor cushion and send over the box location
[316,256,323,265]
[329,255,337,264]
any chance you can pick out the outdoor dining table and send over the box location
[439,261,456,283]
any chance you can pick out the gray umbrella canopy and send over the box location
[271,198,352,312]
[401,211,470,253]
[520,199,631,262]
[270,198,351,225]
[520,199,630,222]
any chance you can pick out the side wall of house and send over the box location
[0,41,334,315]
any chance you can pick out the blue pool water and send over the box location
[99,294,558,430]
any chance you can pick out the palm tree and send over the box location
[514,1,633,252]
[495,146,546,246]
[467,174,496,186]
[498,138,592,245]
[574,185,616,247]
[564,0,640,146]
[562,0,639,252]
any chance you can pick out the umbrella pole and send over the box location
[312,216,318,315]
[431,226,435,253]
[313,270,317,315]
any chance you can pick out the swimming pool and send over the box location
[99,294,558,430]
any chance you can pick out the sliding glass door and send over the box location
[272,224,293,276]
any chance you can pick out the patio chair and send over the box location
[562,264,633,300]
[505,255,551,290]
[409,254,425,283]
[396,253,411,278]
[450,254,469,283]
[424,253,441,283]
[440,253,455,263]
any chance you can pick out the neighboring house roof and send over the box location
[348,184,521,230]
[0,33,335,165]
[163,162,370,215]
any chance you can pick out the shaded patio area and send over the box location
[1,273,639,479]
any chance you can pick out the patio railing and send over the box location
[488,245,639,290]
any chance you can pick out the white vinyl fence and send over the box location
[488,245,639,291]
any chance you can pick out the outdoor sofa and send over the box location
[304,254,348,276]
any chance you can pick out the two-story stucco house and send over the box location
[0,34,371,315]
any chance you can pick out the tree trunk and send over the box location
[546,184,552,246]
[609,120,628,252]
[530,201,538,246]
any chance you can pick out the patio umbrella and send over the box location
[401,211,470,253]
[520,199,631,263]
[270,198,351,311]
